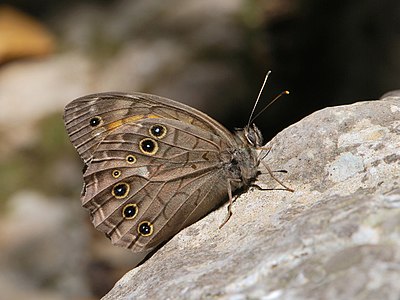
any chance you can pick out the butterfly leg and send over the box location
[261,160,294,192]
[219,179,241,229]
[259,145,272,152]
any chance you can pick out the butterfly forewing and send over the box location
[64,92,233,164]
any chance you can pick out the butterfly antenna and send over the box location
[247,71,271,127]
[249,90,290,125]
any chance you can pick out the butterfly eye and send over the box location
[139,138,158,155]
[245,124,264,147]
[89,116,102,127]
[149,124,167,139]
[112,170,121,178]
[122,204,138,219]
[112,182,130,199]
[138,221,153,236]
[126,155,137,164]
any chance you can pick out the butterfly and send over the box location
[63,79,292,253]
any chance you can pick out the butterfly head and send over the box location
[244,123,264,148]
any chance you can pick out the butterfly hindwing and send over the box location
[82,117,231,252]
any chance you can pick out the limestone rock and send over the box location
[103,94,400,299]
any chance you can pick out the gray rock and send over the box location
[103,94,400,300]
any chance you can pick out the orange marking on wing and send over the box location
[105,114,161,130]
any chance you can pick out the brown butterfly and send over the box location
[64,79,292,253]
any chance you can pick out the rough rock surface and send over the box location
[103,94,400,299]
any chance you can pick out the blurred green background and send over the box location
[0,0,399,299]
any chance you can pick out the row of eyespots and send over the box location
[139,124,168,155]
[111,182,154,237]
[89,115,167,141]
[87,120,166,238]
[111,153,136,179]
[109,124,168,180]
[89,116,167,157]
[88,116,168,133]
[122,204,153,236]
